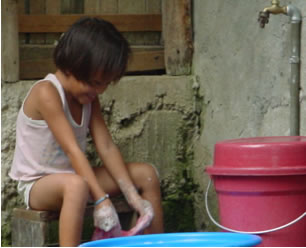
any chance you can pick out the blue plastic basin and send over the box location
[79,232,262,247]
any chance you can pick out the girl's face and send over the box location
[67,74,110,104]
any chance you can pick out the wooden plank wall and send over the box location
[18,0,164,79]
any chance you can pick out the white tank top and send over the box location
[9,74,92,181]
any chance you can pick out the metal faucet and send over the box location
[258,0,287,28]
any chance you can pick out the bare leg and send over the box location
[94,163,164,234]
[29,174,89,246]
[127,163,164,234]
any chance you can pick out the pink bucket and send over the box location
[206,136,306,247]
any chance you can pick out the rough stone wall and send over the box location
[1,75,200,244]
[193,0,306,231]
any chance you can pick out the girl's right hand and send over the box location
[93,200,121,235]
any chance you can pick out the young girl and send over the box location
[9,17,163,246]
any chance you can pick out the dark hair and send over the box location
[54,17,130,85]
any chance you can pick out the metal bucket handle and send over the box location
[205,179,306,234]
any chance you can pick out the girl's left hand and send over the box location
[118,181,154,230]
[130,199,154,230]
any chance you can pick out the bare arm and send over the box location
[90,97,154,231]
[89,98,135,190]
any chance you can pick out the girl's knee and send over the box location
[142,163,160,183]
[146,163,160,179]
[129,163,160,188]
[63,174,89,199]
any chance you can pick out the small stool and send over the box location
[12,197,136,246]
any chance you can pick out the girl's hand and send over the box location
[91,200,154,241]
[131,199,154,220]
[130,199,154,231]
[93,200,121,234]
[117,180,154,230]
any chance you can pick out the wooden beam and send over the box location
[28,0,46,44]
[20,58,55,79]
[162,0,193,75]
[2,0,19,82]
[20,45,164,79]
[19,14,162,33]
[127,48,164,72]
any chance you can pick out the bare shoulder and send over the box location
[34,80,60,100]
[91,97,101,111]
[33,80,63,109]
[91,97,105,121]
[24,80,63,120]
[90,97,108,130]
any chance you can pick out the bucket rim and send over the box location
[79,232,262,247]
[205,166,306,176]
[215,136,306,145]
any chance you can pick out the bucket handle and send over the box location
[205,179,306,234]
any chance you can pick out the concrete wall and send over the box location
[192,0,306,230]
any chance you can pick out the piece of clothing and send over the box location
[17,180,37,209]
[9,73,92,182]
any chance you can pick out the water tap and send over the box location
[258,11,270,28]
[258,0,287,28]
